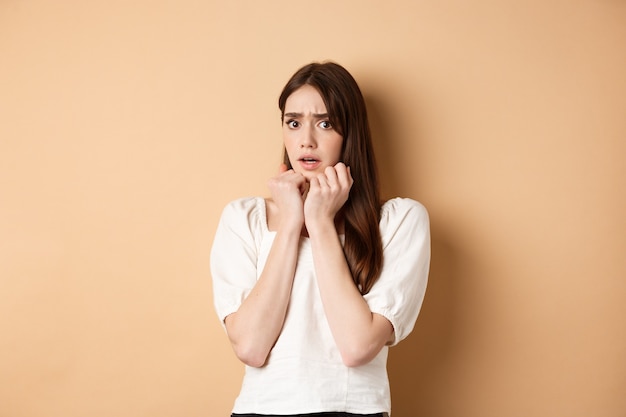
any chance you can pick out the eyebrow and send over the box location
[283,112,329,118]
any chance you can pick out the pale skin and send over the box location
[224,85,393,368]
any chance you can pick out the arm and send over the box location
[223,166,306,367]
[305,164,394,367]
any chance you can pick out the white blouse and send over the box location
[211,196,430,415]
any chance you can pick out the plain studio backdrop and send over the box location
[1,1,624,416]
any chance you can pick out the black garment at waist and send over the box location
[232,413,385,417]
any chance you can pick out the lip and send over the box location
[298,154,322,170]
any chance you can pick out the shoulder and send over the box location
[218,196,267,231]
[379,197,430,241]
[380,197,429,223]
[222,196,264,211]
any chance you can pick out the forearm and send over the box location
[225,225,300,367]
[308,220,393,367]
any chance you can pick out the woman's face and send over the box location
[282,85,343,180]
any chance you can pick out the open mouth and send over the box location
[298,157,321,169]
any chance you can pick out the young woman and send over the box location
[211,62,430,417]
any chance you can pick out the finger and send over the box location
[301,182,310,200]
[333,163,350,186]
[293,173,307,192]
[308,176,320,192]
[332,163,353,190]
[278,163,289,174]
[324,165,339,187]
[315,172,330,190]
[300,180,310,196]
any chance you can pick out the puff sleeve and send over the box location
[210,197,263,326]
[363,198,431,346]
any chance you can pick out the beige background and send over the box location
[1,1,625,416]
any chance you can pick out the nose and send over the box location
[300,125,317,148]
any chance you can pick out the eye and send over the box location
[319,120,332,129]
[286,120,300,128]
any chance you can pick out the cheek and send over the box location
[282,130,294,149]
[282,136,298,164]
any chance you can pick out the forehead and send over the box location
[284,85,327,113]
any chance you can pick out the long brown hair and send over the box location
[278,62,383,294]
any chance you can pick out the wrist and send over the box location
[278,217,304,235]
[305,216,336,236]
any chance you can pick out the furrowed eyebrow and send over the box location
[283,112,329,118]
